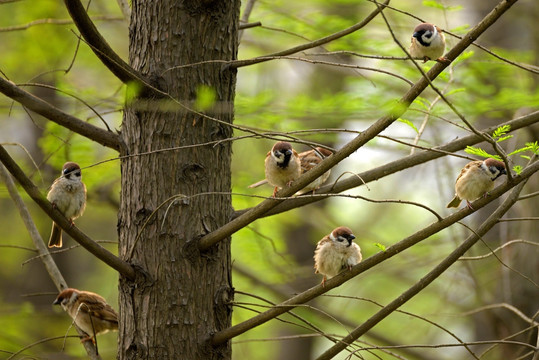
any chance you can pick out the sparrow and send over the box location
[447,158,507,209]
[249,146,333,195]
[263,141,301,197]
[409,23,448,63]
[47,162,86,248]
[53,288,118,343]
[314,226,362,286]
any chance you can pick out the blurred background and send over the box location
[0,0,537,359]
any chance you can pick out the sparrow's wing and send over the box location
[299,150,322,174]
[77,293,118,323]
[455,161,482,184]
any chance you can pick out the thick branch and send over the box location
[234,110,539,219]
[210,160,538,345]
[0,76,122,151]
[0,165,101,359]
[0,145,135,280]
[316,172,531,360]
[63,0,142,85]
[198,0,520,251]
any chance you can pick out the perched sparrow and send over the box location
[47,162,86,248]
[447,158,507,209]
[409,23,448,63]
[264,141,301,197]
[314,226,362,286]
[53,288,118,343]
[249,146,333,195]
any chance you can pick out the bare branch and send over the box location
[63,0,143,85]
[209,160,538,346]
[0,76,122,151]
[0,15,123,32]
[234,110,539,219]
[0,145,135,280]
[315,167,531,360]
[229,0,390,69]
[197,0,521,251]
[0,165,101,359]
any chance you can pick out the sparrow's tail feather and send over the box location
[446,195,462,208]
[48,222,63,248]
[248,179,268,188]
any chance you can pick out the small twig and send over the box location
[498,217,539,222]
[459,240,539,261]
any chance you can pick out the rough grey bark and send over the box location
[118,1,240,359]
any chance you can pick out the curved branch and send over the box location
[234,110,539,219]
[197,0,522,252]
[0,145,135,280]
[209,160,538,346]
[63,0,142,85]
[0,76,122,151]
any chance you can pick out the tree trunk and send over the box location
[118,1,239,358]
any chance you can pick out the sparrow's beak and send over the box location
[52,298,61,305]
[412,31,420,39]
[285,149,292,156]
[347,235,355,246]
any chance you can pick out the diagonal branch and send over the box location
[209,160,539,346]
[63,0,143,86]
[0,76,122,151]
[0,164,102,359]
[234,110,539,219]
[315,168,532,360]
[0,145,135,280]
[229,0,390,69]
[197,0,520,252]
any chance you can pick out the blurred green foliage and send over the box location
[0,0,537,359]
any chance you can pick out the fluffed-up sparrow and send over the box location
[249,146,333,195]
[53,288,118,343]
[47,162,86,248]
[263,141,301,197]
[314,226,362,286]
[447,158,507,209]
[409,23,448,63]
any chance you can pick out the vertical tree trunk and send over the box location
[118,1,239,358]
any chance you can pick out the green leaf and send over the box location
[492,124,511,138]
[397,118,419,134]
[445,88,466,97]
[526,141,539,154]
[507,143,535,157]
[512,165,522,175]
[464,146,500,160]
[374,243,386,251]
[495,135,513,143]
[422,0,444,9]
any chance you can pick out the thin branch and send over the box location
[63,0,144,86]
[0,145,135,280]
[0,76,122,151]
[228,0,390,69]
[459,240,539,261]
[238,0,257,41]
[233,110,539,220]
[315,168,531,360]
[459,303,539,326]
[498,217,539,222]
[0,15,123,32]
[209,160,538,346]
[519,191,539,201]
[0,165,101,359]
